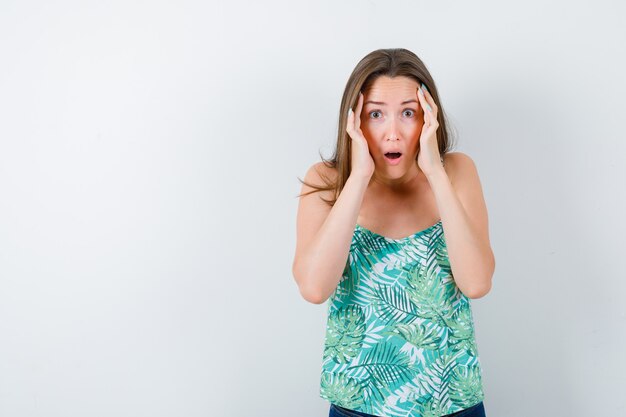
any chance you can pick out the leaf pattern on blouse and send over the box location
[320,221,485,417]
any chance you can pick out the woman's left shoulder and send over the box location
[443,151,478,168]
[443,151,482,186]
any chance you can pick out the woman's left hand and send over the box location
[416,85,444,177]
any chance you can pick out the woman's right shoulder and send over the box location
[302,160,339,190]
[299,161,339,203]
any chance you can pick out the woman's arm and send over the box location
[429,152,495,299]
[292,163,369,304]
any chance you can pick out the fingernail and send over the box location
[348,108,352,116]
[426,104,432,112]
[421,83,428,92]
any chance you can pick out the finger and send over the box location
[417,87,425,124]
[346,108,354,136]
[418,88,430,126]
[355,92,364,130]
[418,88,433,115]
[418,87,429,113]
[420,84,438,113]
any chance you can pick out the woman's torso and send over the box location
[319,158,486,417]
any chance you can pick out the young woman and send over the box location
[292,48,494,417]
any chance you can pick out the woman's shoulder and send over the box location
[297,160,340,206]
[444,151,476,167]
[443,151,479,185]
[303,160,339,186]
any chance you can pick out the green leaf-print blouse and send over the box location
[319,220,485,417]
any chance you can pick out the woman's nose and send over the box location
[386,117,400,140]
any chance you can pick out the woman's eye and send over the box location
[368,109,415,119]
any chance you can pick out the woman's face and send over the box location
[360,75,424,180]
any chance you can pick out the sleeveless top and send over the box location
[319,219,485,417]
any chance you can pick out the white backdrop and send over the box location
[1,1,625,416]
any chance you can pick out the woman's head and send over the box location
[298,48,455,206]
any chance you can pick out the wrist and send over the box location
[348,172,372,187]
[424,166,447,181]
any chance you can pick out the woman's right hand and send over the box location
[346,92,375,180]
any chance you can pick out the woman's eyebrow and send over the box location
[364,99,418,105]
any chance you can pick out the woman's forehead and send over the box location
[365,76,419,102]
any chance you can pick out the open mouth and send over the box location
[383,152,403,165]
